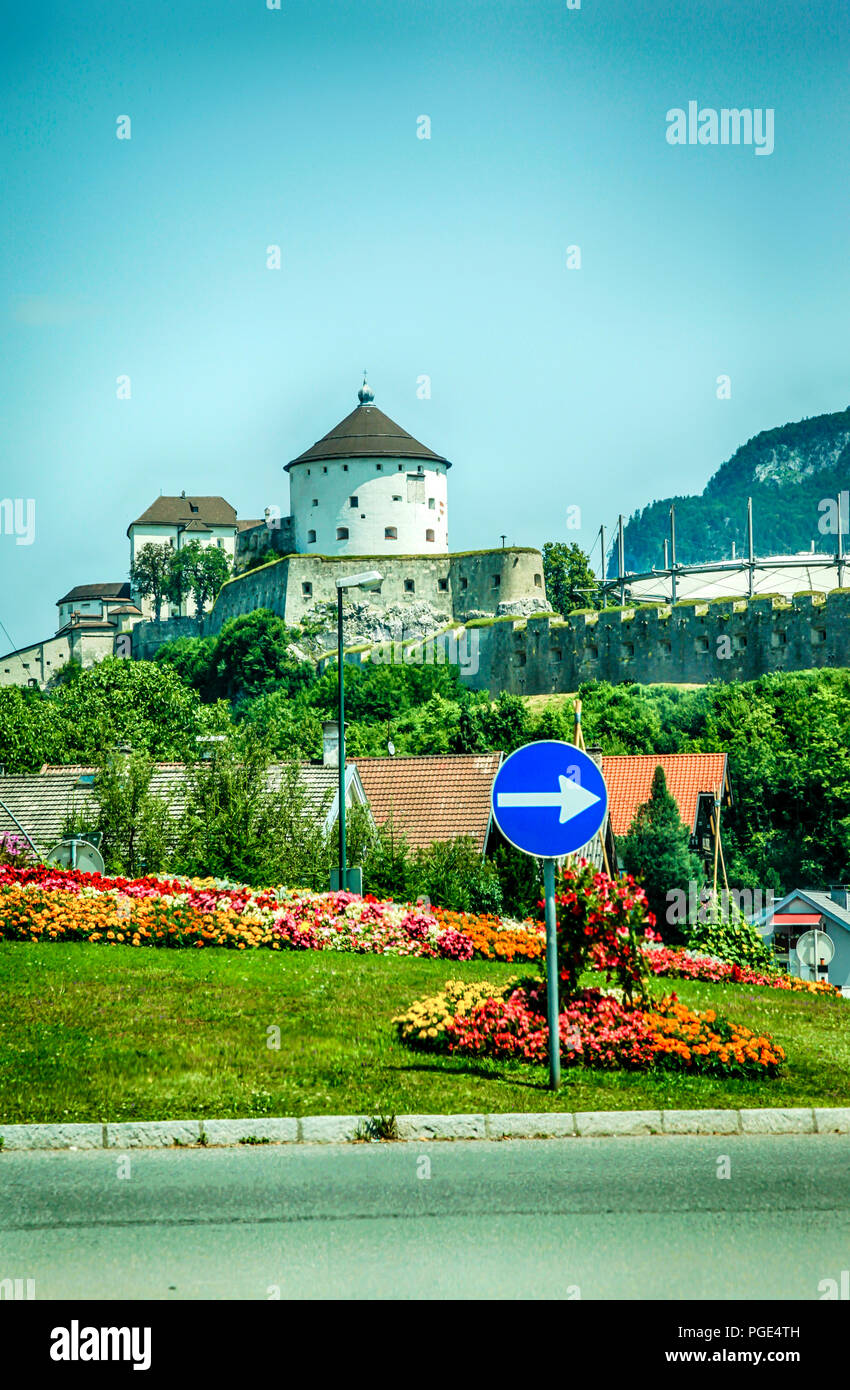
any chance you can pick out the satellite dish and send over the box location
[795,929,835,968]
[45,838,105,875]
[387,740,396,756]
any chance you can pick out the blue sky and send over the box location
[1,0,848,652]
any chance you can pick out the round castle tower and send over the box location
[285,376,451,556]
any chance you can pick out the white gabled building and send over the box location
[127,493,259,618]
[285,377,450,557]
[0,583,144,690]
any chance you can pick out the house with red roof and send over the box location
[600,752,731,867]
[352,753,502,854]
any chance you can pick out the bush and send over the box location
[684,898,775,969]
[362,827,502,915]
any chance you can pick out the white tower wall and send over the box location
[290,456,449,556]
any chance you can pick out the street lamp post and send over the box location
[335,570,383,890]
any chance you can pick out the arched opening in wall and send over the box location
[302,582,312,597]
[425,529,435,542]
[404,579,415,593]
[534,573,542,587]
[307,530,316,544]
[392,494,402,502]
[337,527,349,541]
[385,527,398,540]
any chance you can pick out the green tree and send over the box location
[542,541,601,618]
[172,732,332,886]
[212,611,313,705]
[618,765,704,941]
[130,542,173,621]
[83,748,173,877]
[167,542,231,617]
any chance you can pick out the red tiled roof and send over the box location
[601,753,729,836]
[353,753,502,852]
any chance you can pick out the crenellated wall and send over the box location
[462,590,850,695]
[131,573,850,694]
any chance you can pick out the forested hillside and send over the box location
[621,407,850,571]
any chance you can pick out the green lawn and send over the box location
[1,943,848,1124]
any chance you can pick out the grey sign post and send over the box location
[490,741,609,1092]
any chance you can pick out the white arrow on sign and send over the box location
[497,774,601,825]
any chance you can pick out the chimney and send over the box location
[322,720,340,768]
[586,743,603,768]
[830,885,849,910]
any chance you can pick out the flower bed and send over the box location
[432,907,544,962]
[0,865,473,960]
[393,979,787,1078]
[638,942,841,996]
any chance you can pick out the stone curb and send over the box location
[2,1107,850,1150]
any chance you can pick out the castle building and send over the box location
[127,493,260,618]
[0,583,143,689]
[285,376,450,557]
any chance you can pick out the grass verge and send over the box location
[1,943,848,1123]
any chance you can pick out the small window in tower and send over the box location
[349,496,358,508]
[376,463,383,471]
[534,573,542,587]
[337,526,349,540]
[392,494,402,502]
[492,574,501,587]
[460,577,468,591]
[307,469,311,476]
[307,530,316,544]
[404,579,415,593]
[425,529,435,542]
[323,466,328,473]
[398,464,403,471]
[385,526,398,540]
[428,497,435,510]
[302,582,312,597]
[343,464,348,472]
[438,578,448,592]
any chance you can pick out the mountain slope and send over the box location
[619,408,850,573]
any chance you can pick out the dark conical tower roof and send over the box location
[285,379,451,471]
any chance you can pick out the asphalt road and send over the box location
[2,1135,849,1299]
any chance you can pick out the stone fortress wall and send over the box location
[460,590,850,696]
[131,547,548,659]
[132,578,850,693]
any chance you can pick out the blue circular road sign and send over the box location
[490,740,608,858]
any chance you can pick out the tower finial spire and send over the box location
[358,370,374,405]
